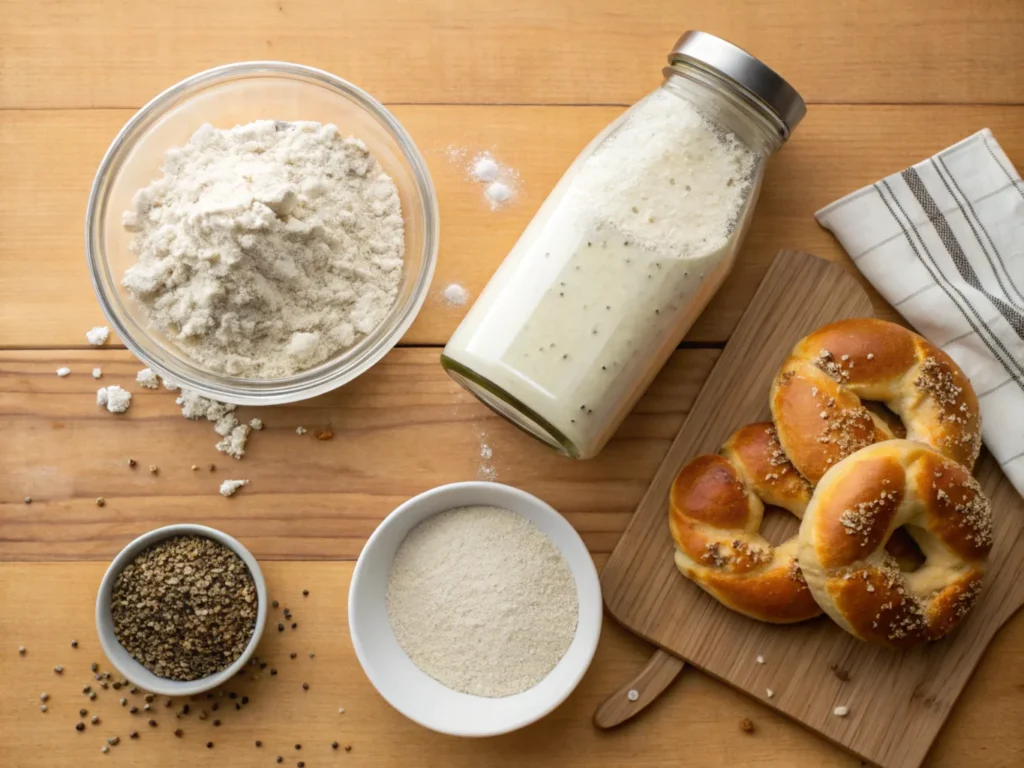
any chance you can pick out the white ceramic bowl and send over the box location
[348,482,602,737]
[96,524,268,697]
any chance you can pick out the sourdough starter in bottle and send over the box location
[442,32,806,458]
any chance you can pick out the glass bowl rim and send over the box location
[85,60,440,405]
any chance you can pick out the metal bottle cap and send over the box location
[668,31,806,138]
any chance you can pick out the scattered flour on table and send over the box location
[219,479,249,497]
[92,368,103,379]
[442,282,469,307]
[386,506,578,697]
[249,418,263,431]
[477,431,497,481]
[122,120,405,378]
[56,367,71,378]
[136,368,159,389]
[175,388,252,460]
[96,385,132,413]
[445,147,520,210]
[296,426,307,435]
[86,326,110,346]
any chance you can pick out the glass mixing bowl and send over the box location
[86,62,439,405]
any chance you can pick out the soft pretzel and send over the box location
[770,319,981,485]
[669,423,822,623]
[798,440,992,648]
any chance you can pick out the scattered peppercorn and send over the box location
[76,722,85,732]
[272,600,279,609]
[24,497,32,505]
[128,458,137,468]
[290,653,297,660]
[278,623,285,632]
[302,683,309,691]
[345,745,352,752]
[91,662,99,673]
[148,719,156,727]
[71,639,78,648]
[332,742,339,750]
[740,717,755,734]
[208,464,216,472]
[40,705,48,713]
[79,708,87,717]
[295,744,301,750]
[129,706,138,714]
[107,736,119,746]
[92,716,100,725]
[174,729,182,738]
[298,762,305,768]
[89,692,97,700]
[54,666,63,674]
[207,742,214,749]
[241,696,249,705]
[129,731,138,739]
[213,720,221,727]
[302,589,309,597]
[96,497,106,507]
[40,692,49,702]
[308,652,314,659]
[149,465,158,474]
[270,668,277,676]
[198,710,207,720]
[277,758,283,764]
[291,622,297,629]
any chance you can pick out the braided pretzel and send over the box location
[798,440,992,648]
[770,319,981,485]
[669,423,822,623]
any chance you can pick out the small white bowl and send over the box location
[96,524,268,696]
[348,482,602,737]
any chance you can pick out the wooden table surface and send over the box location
[2,1,1023,766]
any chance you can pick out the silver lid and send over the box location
[668,31,806,138]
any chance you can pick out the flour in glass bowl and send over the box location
[122,120,404,378]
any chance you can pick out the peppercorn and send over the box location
[332,741,339,750]
[75,722,85,732]
[206,742,214,749]
[174,729,182,738]
[256,740,262,747]
[148,719,156,727]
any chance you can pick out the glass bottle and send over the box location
[442,31,805,459]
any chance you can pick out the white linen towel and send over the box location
[816,128,1024,496]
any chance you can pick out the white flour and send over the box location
[386,506,578,697]
[123,120,405,378]
[442,283,469,307]
[446,147,520,210]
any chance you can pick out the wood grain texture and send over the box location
[4,105,1024,349]
[0,347,716,561]
[1,560,1022,768]
[600,251,1024,768]
[592,648,685,729]
[2,0,1023,109]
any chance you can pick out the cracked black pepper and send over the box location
[111,535,258,681]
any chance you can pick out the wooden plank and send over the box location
[600,252,1024,768]
[3,104,1024,350]
[2,0,1023,108]
[0,347,716,561]
[0,560,1021,767]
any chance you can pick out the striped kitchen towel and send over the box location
[816,128,1024,497]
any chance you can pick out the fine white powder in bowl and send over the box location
[386,506,578,698]
[122,120,405,379]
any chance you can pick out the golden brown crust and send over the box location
[669,426,822,624]
[721,423,813,516]
[770,319,982,482]
[798,440,991,648]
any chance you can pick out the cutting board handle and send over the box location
[592,649,686,729]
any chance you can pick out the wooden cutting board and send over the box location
[599,250,1024,768]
